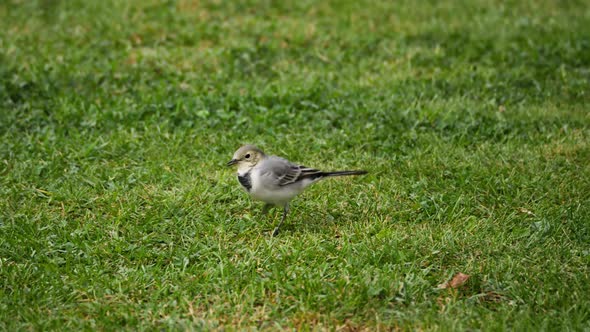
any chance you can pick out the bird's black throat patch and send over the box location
[238,172,252,192]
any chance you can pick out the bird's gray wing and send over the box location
[260,156,324,186]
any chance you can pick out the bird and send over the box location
[227,145,367,236]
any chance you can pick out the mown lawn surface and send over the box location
[1,0,589,330]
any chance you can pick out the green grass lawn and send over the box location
[1,0,589,330]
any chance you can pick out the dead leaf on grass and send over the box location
[437,272,470,289]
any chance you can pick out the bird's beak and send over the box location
[227,159,238,167]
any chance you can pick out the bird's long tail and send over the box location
[323,170,368,177]
[295,168,367,182]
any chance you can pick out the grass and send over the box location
[1,0,589,330]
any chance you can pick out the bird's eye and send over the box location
[244,153,251,159]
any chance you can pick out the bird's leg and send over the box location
[261,203,273,215]
[272,203,289,237]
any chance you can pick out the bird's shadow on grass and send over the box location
[262,206,344,237]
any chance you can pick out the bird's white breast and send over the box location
[246,167,306,206]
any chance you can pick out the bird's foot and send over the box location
[272,227,280,237]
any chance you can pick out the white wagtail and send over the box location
[227,145,367,236]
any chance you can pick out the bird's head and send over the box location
[227,145,266,172]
